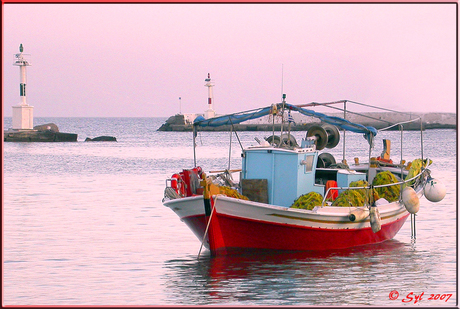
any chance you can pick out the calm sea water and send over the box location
[3,117,457,306]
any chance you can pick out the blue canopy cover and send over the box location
[193,103,377,144]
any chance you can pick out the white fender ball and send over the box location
[402,187,420,214]
[424,178,446,203]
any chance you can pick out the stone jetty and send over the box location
[4,123,78,142]
[157,112,456,132]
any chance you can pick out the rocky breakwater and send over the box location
[85,136,117,142]
[4,123,78,142]
[342,112,456,130]
[157,112,456,132]
[158,114,193,131]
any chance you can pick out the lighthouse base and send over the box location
[204,109,215,119]
[12,104,34,130]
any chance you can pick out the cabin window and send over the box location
[303,155,314,173]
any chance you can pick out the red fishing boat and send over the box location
[163,99,445,255]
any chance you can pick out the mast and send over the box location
[193,125,197,167]
[342,101,346,161]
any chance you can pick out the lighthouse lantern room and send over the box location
[12,44,34,130]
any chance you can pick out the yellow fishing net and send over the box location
[291,192,324,210]
[332,189,365,207]
[216,185,249,200]
[349,180,380,205]
[372,171,400,202]
[404,158,432,187]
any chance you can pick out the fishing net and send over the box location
[404,158,432,188]
[291,192,324,210]
[217,186,249,200]
[349,180,379,205]
[372,171,400,202]
[332,189,365,207]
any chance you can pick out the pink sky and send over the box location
[3,3,457,117]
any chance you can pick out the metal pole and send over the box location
[279,94,286,147]
[367,135,373,182]
[400,124,404,193]
[287,118,292,147]
[343,101,347,161]
[410,113,416,241]
[420,117,424,160]
[228,119,233,171]
[228,116,243,150]
[193,125,197,167]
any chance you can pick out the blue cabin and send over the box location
[241,142,367,207]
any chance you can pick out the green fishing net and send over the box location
[332,189,365,207]
[372,171,400,202]
[404,158,432,187]
[349,180,379,204]
[291,192,324,210]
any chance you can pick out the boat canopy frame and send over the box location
[192,99,424,169]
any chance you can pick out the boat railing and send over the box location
[377,117,422,132]
[321,167,429,206]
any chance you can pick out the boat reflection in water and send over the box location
[162,239,431,305]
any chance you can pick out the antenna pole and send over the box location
[281,64,284,98]
[343,101,347,161]
[193,126,197,167]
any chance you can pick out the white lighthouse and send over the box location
[204,73,216,119]
[12,44,34,130]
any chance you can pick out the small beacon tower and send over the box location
[12,44,34,130]
[204,73,216,119]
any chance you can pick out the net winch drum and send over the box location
[265,134,298,147]
[317,152,336,168]
[306,124,341,150]
[265,135,281,146]
[322,124,341,149]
